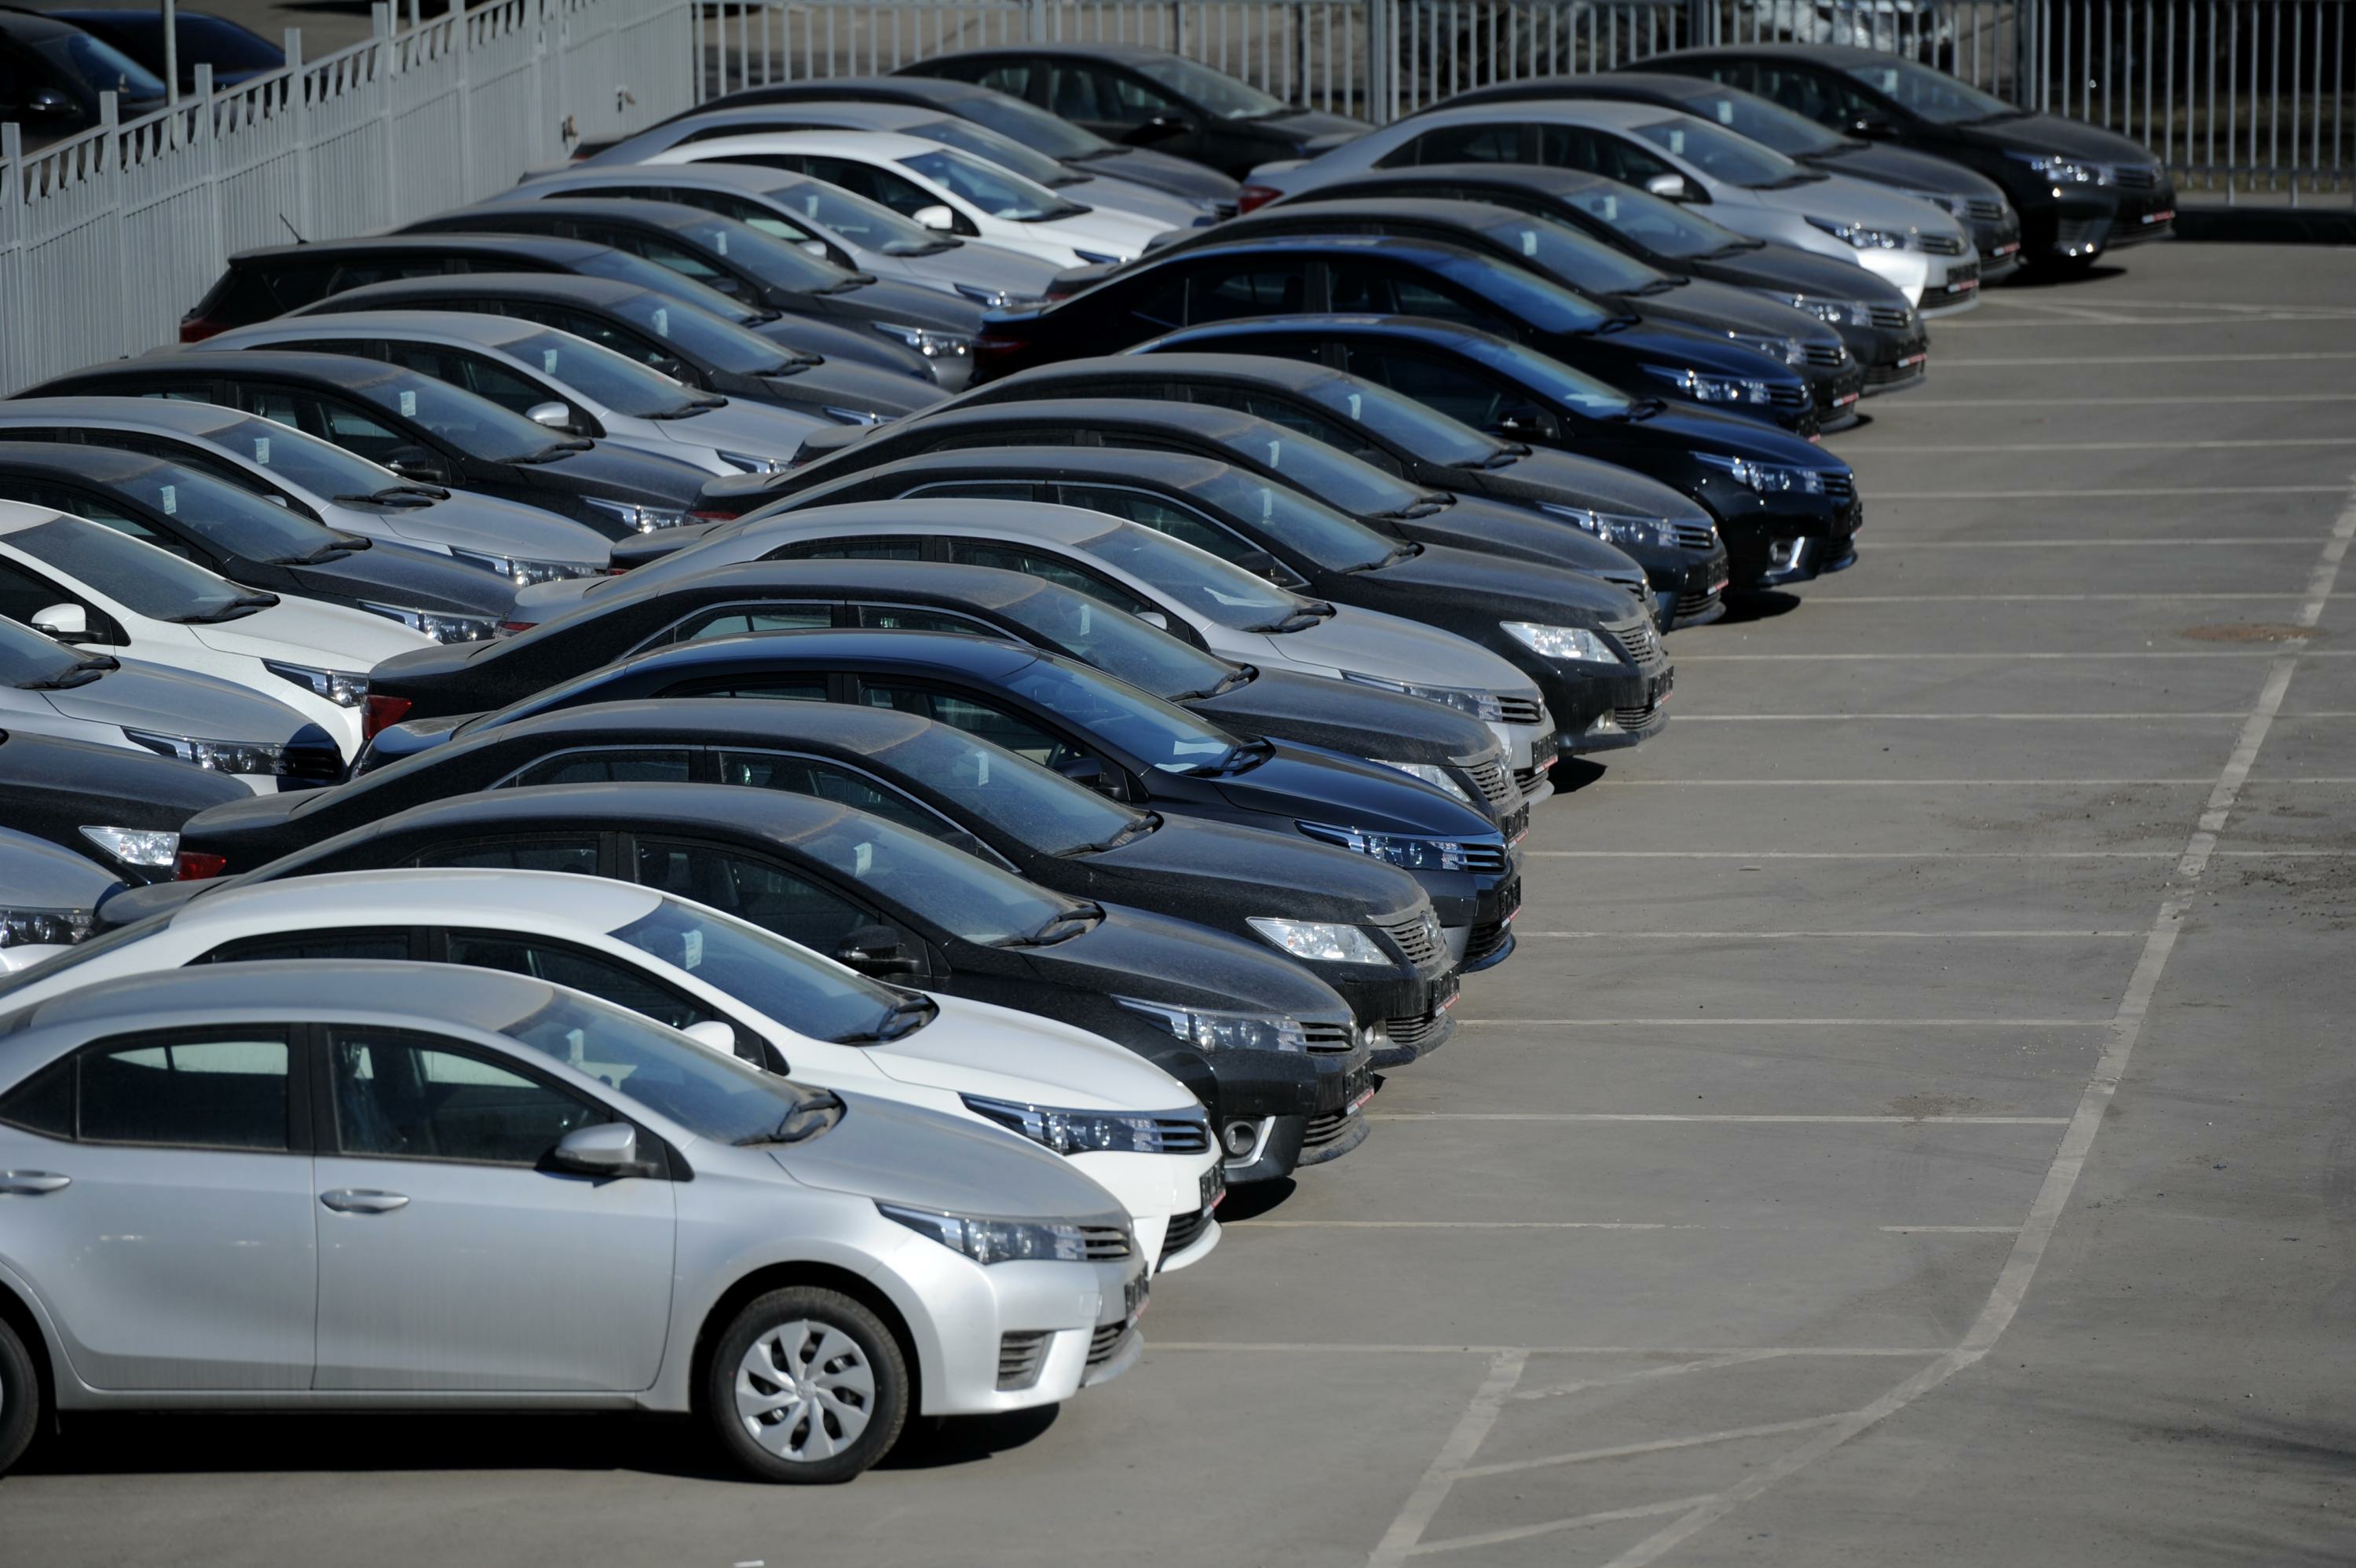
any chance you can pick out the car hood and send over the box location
[377,492,612,569]
[652,398,825,462]
[2,732,251,841]
[904,239,1063,299]
[1192,665,1498,766]
[1607,316,1816,380]
[1026,903,1349,1019]
[1472,445,1718,529]
[525,442,713,506]
[756,353,949,418]
[1691,238,1919,305]
[510,573,607,626]
[1078,144,1241,204]
[1268,603,1541,700]
[1066,174,1216,231]
[1082,813,1427,925]
[1630,399,1838,466]
[752,313,935,380]
[1212,741,1498,836]
[1031,203,1176,258]
[185,599,431,668]
[1374,540,1644,622]
[770,1086,1125,1220]
[1636,276,1850,347]
[287,539,519,616]
[866,991,1192,1109]
[1392,495,1647,583]
[357,710,474,770]
[1959,112,2164,168]
[1263,108,1370,147]
[40,659,319,744]
[1814,140,2009,200]
[836,275,987,334]
[1754,169,1970,243]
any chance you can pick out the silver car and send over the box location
[496,163,1063,309]
[0,827,119,974]
[0,960,1147,1482]
[0,399,612,585]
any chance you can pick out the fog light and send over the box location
[1584,711,1625,735]
[1220,1120,1260,1157]
[1769,537,1805,568]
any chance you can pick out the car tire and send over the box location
[705,1286,909,1483]
[0,1314,41,1476]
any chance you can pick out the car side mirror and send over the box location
[525,400,575,430]
[25,87,75,123]
[1644,172,1700,203]
[549,1122,652,1178]
[836,922,921,974]
[1054,755,1128,798]
[1852,114,1896,137]
[912,203,957,232]
[30,603,89,639]
[1130,113,1197,146]
[681,1019,737,1054]
[799,239,831,258]
[386,448,449,484]
[1134,609,1169,630]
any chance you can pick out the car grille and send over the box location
[1158,1208,1211,1263]
[1302,1019,1357,1054]
[1604,615,1662,667]
[1802,342,1850,368]
[285,744,345,783]
[1458,843,1511,874]
[997,1330,1051,1390]
[1941,260,1981,292]
[1385,1003,1450,1051]
[1823,472,1856,503]
[1379,912,1443,965]
[1614,700,1663,730]
[1081,1225,1135,1260]
[1769,383,1810,410]
[1513,759,1550,794]
[1132,1117,1209,1157]
[1464,757,1516,808]
[1675,584,1723,621]
[1302,1106,1359,1147]
[1919,232,1967,255]
[1670,519,1718,551]
[1496,694,1546,726]
[1868,304,1916,331]
[1865,359,1926,388]
[1086,1319,1134,1372]
[1966,196,2010,222]
[2113,163,2164,189]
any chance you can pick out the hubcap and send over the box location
[734,1319,876,1462]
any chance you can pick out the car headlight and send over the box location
[124,727,298,775]
[1644,364,1772,406]
[819,404,887,426]
[1337,671,1506,723]
[1372,759,1474,804]
[1727,331,1807,367]
[1535,503,1681,550]
[876,1201,1130,1264]
[1070,248,1124,265]
[1295,821,1498,872]
[262,660,366,708]
[79,824,179,868]
[582,497,689,535]
[0,905,94,948]
[1245,916,1392,965]
[958,1093,1205,1155]
[953,283,1040,309]
[715,449,791,474]
[359,601,502,644]
[2007,151,2110,185]
[1693,451,1831,495]
[871,322,974,360]
[447,548,603,586]
[1805,215,1911,250]
[1502,622,1620,663]
[1116,996,1309,1053]
[1780,294,1876,327]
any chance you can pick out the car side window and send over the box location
[790,155,941,223]
[659,676,829,702]
[507,303,658,364]
[324,1025,604,1166]
[766,539,925,562]
[440,930,719,1036]
[633,839,871,956]
[902,480,1040,503]
[973,62,1031,97]
[853,603,1009,638]
[501,748,697,787]
[941,540,1154,614]
[77,1029,293,1152]
[1538,124,1677,187]
[406,836,602,875]
[0,556,87,630]
[1180,386,1352,446]
[715,749,974,844]
[1327,261,1502,332]
[860,682,1079,771]
[665,603,837,641]
[1182,261,1309,325]
[1388,122,1524,167]
[201,929,415,963]
[1052,484,1251,561]
[1344,345,1532,432]
[384,343,554,419]
[13,485,186,554]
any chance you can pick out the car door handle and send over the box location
[0,1171,70,1195]
[320,1189,409,1214]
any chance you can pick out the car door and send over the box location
[432,927,775,1068]
[854,676,1114,789]
[1045,59,1177,150]
[233,382,428,473]
[309,1022,675,1391]
[1382,121,1531,167]
[629,836,902,974]
[1534,124,1685,193]
[0,550,126,645]
[1049,481,1305,587]
[0,1025,316,1391]
[1339,342,1561,440]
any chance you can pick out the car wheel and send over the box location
[705,1286,909,1483]
[0,1314,41,1475]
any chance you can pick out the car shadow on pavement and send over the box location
[1716,590,1805,626]
[1995,264,2129,289]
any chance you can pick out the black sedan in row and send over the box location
[0,726,250,885]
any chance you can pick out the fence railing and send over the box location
[1,0,696,395]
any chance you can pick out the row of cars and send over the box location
[0,39,2167,1483]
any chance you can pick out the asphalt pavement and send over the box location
[2,241,2350,1566]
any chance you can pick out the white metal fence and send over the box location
[0,0,696,395]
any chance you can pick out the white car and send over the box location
[17,868,1225,1270]
[0,826,118,974]
[642,131,1174,268]
[1249,98,1982,311]
[203,313,827,477]
[0,502,432,758]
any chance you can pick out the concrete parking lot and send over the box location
[2,241,2350,1566]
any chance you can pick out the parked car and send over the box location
[0,8,164,147]
[0,960,1151,1481]
[0,442,514,641]
[363,556,1532,805]
[900,45,1369,178]
[21,353,718,542]
[967,235,1820,432]
[496,162,1062,306]
[0,725,263,883]
[668,75,1241,209]
[1137,314,1860,590]
[965,354,1729,626]
[633,131,1173,269]
[1436,71,2022,278]
[186,788,1376,1186]
[298,273,942,427]
[0,501,427,758]
[0,397,612,585]
[572,101,1209,230]
[169,699,1465,1061]
[201,313,825,476]
[45,7,283,93]
[1271,163,1931,393]
[6,866,1225,1267]
[1646,43,2176,269]
[755,443,1671,754]
[0,826,118,974]
[1245,99,1983,313]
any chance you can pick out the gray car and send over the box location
[0,398,613,585]
[0,960,1147,1482]
[0,827,121,974]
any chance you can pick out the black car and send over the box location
[899,45,1368,179]
[659,75,1241,209]
[169,782,1377,1182]
[1437,71,2023,279]
[401,201,988,389]
[1140,315,1860,590]
[971,234,1820,433]
[762,444,1672,754]
[20,353,718,543]
[364,556,1524,814]
[46,8,283,94]
[0,443,514,642]
[172,700,1466,1062]
[1649,45,2175,269]
[1279,163,1930,391]
[0,726,251,884]
[299,272,941,427]
[0,824,122,961]
[997,353,1726,625]
[176,233,939,383]
[0,8,165,146]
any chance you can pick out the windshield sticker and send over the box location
[854,841,873,875]
[159,484,177,514]
[543,349,560,374]
[399,390,418,418]
[253,437,271,463]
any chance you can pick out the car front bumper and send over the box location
[1067,1146,1224,1275]
[902,1247,1150,1416]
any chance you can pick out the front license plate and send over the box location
[1125,1273,1151,1320]
[1899,353,1928,368]
[1995,241,2021,256]
[1833,391,1859,408]
[1649,667,1674,705]
[2142,208,2175,225]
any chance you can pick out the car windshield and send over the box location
[764,179,946,254]
[90,459,345,563]
[1845,59,2018,124]
[787,803,1082,945]
[1475,211,1664,294]
[870,719,1143,856]
[0,615,90,689]
[1427,251,1617,333]
[25,29,166,100]
[1462,335,1641,417]
[1001,654,1248,773]
[906,116,1074,188]
[1134,55,1285,119]
[1078,522,1314,632]
[1670,87,1853,156]
[1192,470,1396,572]
[573,247,790,327]
[503,987,839,1142]
[499,327,704,417]
[997,585,1238,697]
[900,148,1077,221]
[949,91,1115,160]
[1199,427,1423,517]
[1294,373,1501,466]
[347,370,573,463]
[609,896,916,1044]
[197,413,420,497]
[607,287,796,375]
[5,515,254,621]
[1551,182,1754,259]
[1632,116,1809,188]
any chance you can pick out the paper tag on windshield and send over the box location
[253,437,271,463]
[159,484,177,515]
[715,232,728,256]
[1716,104,1734,125]
[399,390,417,418]
[679,930,702,970]
[854,841,873,875]
[653,307,670,338]
[543,349,559,374]
[976,751,990,784]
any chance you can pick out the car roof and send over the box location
[1311,163,1626,199]
[1401,97,1688,131]
[0,440,169,484]
[225,232,613,266]
[49,350,408,391]
[894,394,1275,448]
[1001,351,1341,396]
[425,198,727,234]
[165,866,663,936]
[1132,232,1489,269]
[5,957,555,1037]
[577,555,1067,618]
[819,440,1237,495]
[0,394,257,437]
[242,309,551,351]
[522,163,813,198]
[1148,312,1525,354]
[1654,42,1888,66]
[0,9,97,43]
[602,625,1048,683]
[660,129,946,160]
[1445,70,1719,105]
[330,780,898,853]
[657,102,942,134]
[319,271,651,309]
[919,42,1169,64]
[745,495,1125,550]
[0,499,71,536]
[726,75,988,105]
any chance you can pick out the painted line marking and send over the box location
[1367,1112,2072,1124]
[1855,438,2356,453]
[1522,929,2142,938]
[1409,1497,1721,1557]
[1668,711,2266,720]
[1876,485,2345,499]
[1577,777,2215,784]
[1455,1416,1846,1482]
[1879,1225,2020,1234]
[1510,1351,1795,1403]
[1783,592,2304,601]
[1862,536,2335,547]
[1891,393,2356,407]
[1524,850,2354,858]
[1228,1220,2035,1231]
[1367,1350,1527,1568]
[1150,1343,1956,1356]
[1935,351,2356,365]
[1672,652,2331,662]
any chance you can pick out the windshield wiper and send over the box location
[1614,397,1668,423]
[734,1084,846,1144]
[646,398,725,421]
[1000,902,1105,948]
[1630,277,1688,295]
[22,654,117,689]
[1705,239,1767,258]
[1383,495,1452,521]
[287,533,370,565]
[1074,812,1162,855]
[1252,601,1337,634]
[338,483,447,506]
[511,439,594,464]
[172,591,279,623]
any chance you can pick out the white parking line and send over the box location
[1877,485,2345,499]
[1511,1351,1792,1402]
[1456,1416,1846,1482]
[1151,1343,1954,1356]
[1367,1112,2074,1123]
[1410,1497,1721,1557]
[1880,1225,2020,1234]
[1893,393,2356,407]
[1367,1351,1527,1568]
[1937,351,2356,366]
[1522,929,2142,938]
[1857,438,2356,453]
